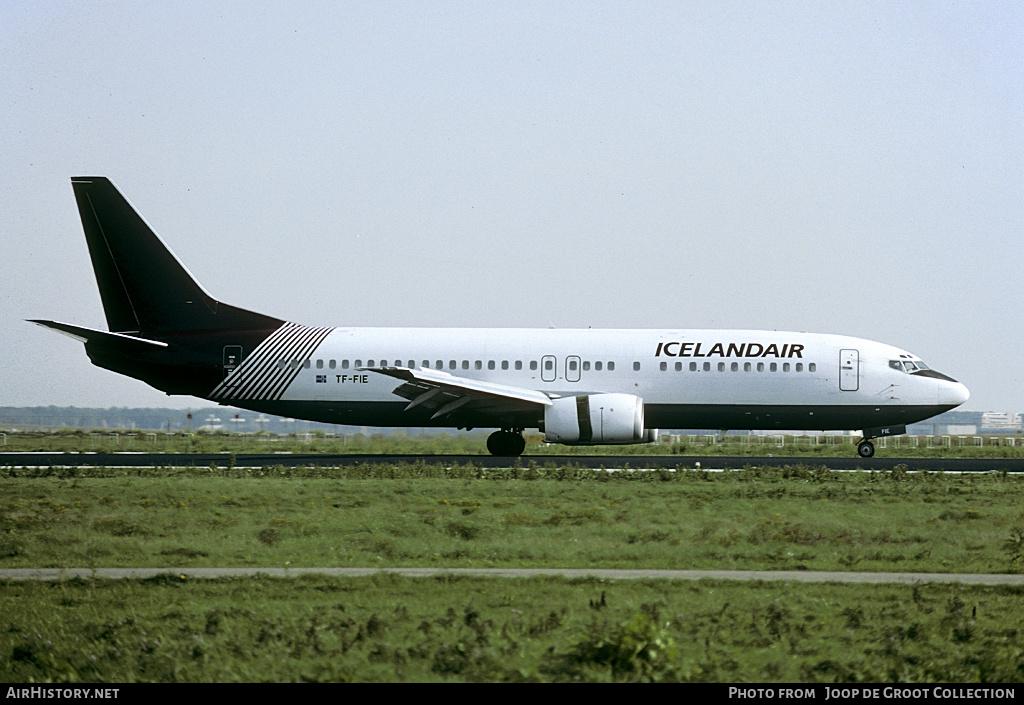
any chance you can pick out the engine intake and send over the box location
[544,393,655,445]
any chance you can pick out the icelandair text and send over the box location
[655,342,804,359]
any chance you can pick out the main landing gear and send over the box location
[487,429,526,457]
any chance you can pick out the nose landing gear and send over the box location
[856,424,907,458]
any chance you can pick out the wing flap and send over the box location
[362,366,552,424]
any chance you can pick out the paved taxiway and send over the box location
[2,567,1024,584]
[2,452,1023,472]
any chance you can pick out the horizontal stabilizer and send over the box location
[29,320,168,349]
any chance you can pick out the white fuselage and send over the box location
[212,326,969,433]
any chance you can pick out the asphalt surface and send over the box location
[3,567,1024,584]
[1,452,1023,472]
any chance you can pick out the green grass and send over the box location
[3,464,1024,574]
[6,463,1024,682]
[3,573,1023,682]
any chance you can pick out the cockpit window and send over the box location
[890,357,955,382]
[892,360,933,370]
[891,356,931,373]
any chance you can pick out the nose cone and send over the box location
[941,380,970,408]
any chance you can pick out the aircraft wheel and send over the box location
[487,430,525,457]
[857,441,875,458]
[508,432,526,456]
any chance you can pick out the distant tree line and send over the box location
[0,406,352,434]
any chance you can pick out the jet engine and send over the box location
[544,393,656,445]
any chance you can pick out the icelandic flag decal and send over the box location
[316,375,327,383]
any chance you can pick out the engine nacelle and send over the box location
[544,393,654,445]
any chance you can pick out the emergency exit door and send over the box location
[223,346,243,381]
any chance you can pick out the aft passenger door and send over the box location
[840,349,859,391]
[565,356,581,383]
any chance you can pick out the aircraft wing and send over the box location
[363,366,552,426]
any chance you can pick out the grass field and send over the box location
[3,462,1024,682]
[3,464,1024,573]
[4,573,1024,682]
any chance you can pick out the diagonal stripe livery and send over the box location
[211,323,335,401]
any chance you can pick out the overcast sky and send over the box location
[3,1,1021,413]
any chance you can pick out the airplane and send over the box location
[31,177,969,458]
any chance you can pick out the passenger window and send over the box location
[731,362,738,372]
[515,361,523,370]
[770,363,777,372]
[488,360,495,370]
[608,362,615,371]
[690,362,697,371]
[660,362,667,371]
[757,363,764,372]
[462,360,470,370]
[303,359,311,369]
[744,362,751,372]
[474,360,482,370]
[595,361,603,371]
[449,360,457,370]
[501,361,509,370]
[354,359,362,368]
[783,363,790,372]
[530,361,538,371]
[809,363,816,372]
[342,360,350,369]
[633,362,641,371]
[718,362,725,372]
[703,362,711,372]
[582,361,590,371]
[796,363,803,372]
[329,360,336,369]
[675,361,682,371]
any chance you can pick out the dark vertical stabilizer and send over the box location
[70,177,282,334]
